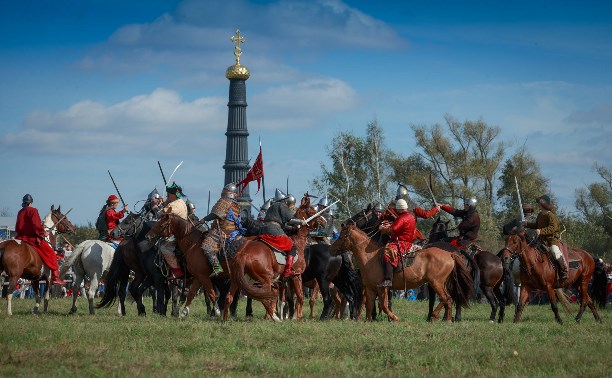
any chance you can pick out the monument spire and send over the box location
[223,29,251,209]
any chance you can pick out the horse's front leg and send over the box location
[546,285,563,324]
[181,278,201,318]
[376,287,399,322]
[87,275,99,315]
[31,279,42,315]
[513,284,531,323]
[291,275,304,320]
[43,277,51,312]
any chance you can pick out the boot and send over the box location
[556,256,568,281]
[207,253,224,278]
[377,261,393,287]
[282,254,296,277]
[171,267,184,280]
[51,270,66,285]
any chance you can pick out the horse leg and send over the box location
[376,287,399,322]
[309,283,319,320]
[290,276,304,320]
[181,278,201,318]
[481,286,498,323]
[134,276,152,316]
[318,278,334,320]
[427,285,436,321]
[545,285,563,324]
[117,276,128,316]
[429,281,451,321]
[493,284,506,323]
[577,278,601,323]
[6,274,20,316]
[513,284,530,323]
[43,277,51,313]
[364,287,376,321]
[70,275,84,314]
[31,280,42,315]
[87,275,98,315]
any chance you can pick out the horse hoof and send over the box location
[181,308,189,318]
[272,313,282,322]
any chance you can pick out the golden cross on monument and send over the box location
[231,29,245,64]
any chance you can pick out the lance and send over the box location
[61,235,74,249]
[207,190,211,214]
[108,170,127,207]
[158,161,167,186]
[47,208,73,232]
[424,175,438,206]
[514,176,525,222]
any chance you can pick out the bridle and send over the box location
[50,211,74,234]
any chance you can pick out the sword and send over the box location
[158,161,167,185]
[425,175,438,206]
[108,170,127,207]
[515,176,525,222]
[167,161,183,183]
[304,200,340,224]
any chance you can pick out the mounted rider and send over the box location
[15,194,65,285]
[391,183,440,241]
[97,194,128,244]
[523,194,568,281]
[185,198,209,233]
[259,188,307,278]
[159,182,188,279]
[311,195,335,244]
[142,188,164,221]
[438,197,480,250]
[377,199,416,287]
[257,199,273,220]
[200,183,242,278]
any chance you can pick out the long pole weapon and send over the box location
[514,176,525,222]
[47,208,73,232]
[108,170,127,207]
[158,161,167,186]
[207,190,211,215]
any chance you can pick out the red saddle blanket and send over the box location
[258,234,292,253]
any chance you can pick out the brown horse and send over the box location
[330,223,473,321]
[223,205,315,322]
[502,226,604,324]
[0,205,75,315]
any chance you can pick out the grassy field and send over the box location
[0,296,610,377]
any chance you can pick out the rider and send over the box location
[311,195,335,244]
[523,194,568,281]
[99,194,128,243]
[377,199,416,287]
[260,188,307,278]
[200,183,242,278]
[391,184,441,241]
[143,188,164,221]
[438,197,480,249]
[15,194,65,285]
[159,182,188,279]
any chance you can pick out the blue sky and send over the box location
[1,0,610,225]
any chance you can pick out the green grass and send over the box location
[0,296,610,377]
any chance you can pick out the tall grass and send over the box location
[0,297,609,377]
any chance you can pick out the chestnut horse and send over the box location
[502,224,604,324]
[0,205,75,315]
[330,223,473,321]
[223,206,314,322]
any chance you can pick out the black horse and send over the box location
[97,212,173,316]
[302,241,362,320]
[428,217,515,322]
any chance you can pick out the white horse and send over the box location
[59,240,115,315]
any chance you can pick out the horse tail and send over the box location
[461,250,480,294]
[447,253,475,309]
[96,246,130,309]
[555,288,572,314]
[501,263,517,305]
[59,241,87,278]
[235,253,278,301]
[590,256,607,309]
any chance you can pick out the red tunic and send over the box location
[105,208,126,240]
[384,211,416,266]
[412,206,439,240]
[15,206,59,271]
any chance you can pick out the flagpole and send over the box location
[260,137,266,201]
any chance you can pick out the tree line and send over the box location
[312,115,611,261]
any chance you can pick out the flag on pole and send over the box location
[237,145,264,194]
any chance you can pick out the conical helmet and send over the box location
[148,188,160,200]
[261,199,273,211]
[274,188,287,202]
[396,183,409,200]
[286,194,296,207]
[318,195,329,207]
[222,183,238,199]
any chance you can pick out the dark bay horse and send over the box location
[428,217,515,322]
[502,220,605,323]
[0,205,75,315]
[331,223,473,322]
[97,212,173,316]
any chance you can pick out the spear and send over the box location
[158,161,167,185]
[515,176,525,222]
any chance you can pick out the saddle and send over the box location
[392,245,422,273]
[218,236,244,261]
[257,237,299,265]
[533,241,580,270]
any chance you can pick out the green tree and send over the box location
[63,222,98,247]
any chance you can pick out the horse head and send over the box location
[51,205,76,234]
[146,213,173,240]
[330,223,356,256]
[428,217,450,242]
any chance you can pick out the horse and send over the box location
[145,213,240,318]
[330,222,474,321]
[222,206,315,322]
[428,217,515,322]
[0,205,75,315]
[97,212,174,316]
[501,219,605,323]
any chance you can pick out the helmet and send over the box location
[465,197,477,208]
[396,183,409,201]
[107,194,120,203]
[185,199,195,211]
[22,194,33,207]
[148,188,161,200]
[373,202,385,212]
[257,210,266,220]
[286,194,296,207]
[260,199,272,211]
[222,183,238,199]
[318,195,329,207]
[395,199,408,210]
[274,188,287,202]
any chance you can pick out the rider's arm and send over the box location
[537,213,559,236]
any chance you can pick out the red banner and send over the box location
[237,147,264,194]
